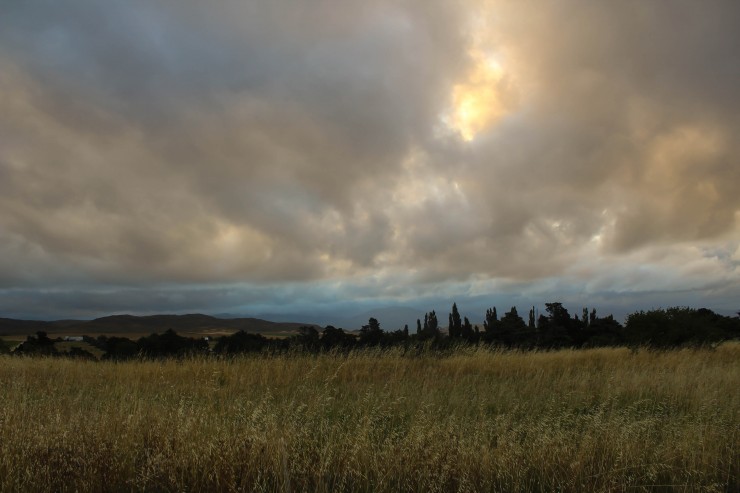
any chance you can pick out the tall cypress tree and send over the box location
[484,307,498,334]
[428,311,438,333]
[462,316,474,341]
[451,302,462,339]
[424,311,439,339]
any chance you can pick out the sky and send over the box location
[1,1,739,325]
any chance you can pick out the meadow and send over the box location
[0,344,737,492]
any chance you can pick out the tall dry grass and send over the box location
[0,344,737,492]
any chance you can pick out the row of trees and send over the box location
[355,303,736,350]
[258,303,739,352]
[5,303,739,360]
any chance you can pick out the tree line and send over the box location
[3,303,739,360]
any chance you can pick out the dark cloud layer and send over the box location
[1,1,739,318]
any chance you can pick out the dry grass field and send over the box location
[0,344,737,492]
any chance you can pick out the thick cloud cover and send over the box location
[1,0,739,319]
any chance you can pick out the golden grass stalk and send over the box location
[0,344,737,492]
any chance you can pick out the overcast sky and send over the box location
[1,1,739,324]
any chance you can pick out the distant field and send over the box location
[1,331,291,358]
[0,345,737,492]
[0,337,23,349]
[0,314,313,343]
[1,329,290,340]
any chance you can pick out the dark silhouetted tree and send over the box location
[538,303,574,348]
[419,311,439,341]
[213,330,268,354]
[137,329,208,358]
[624,307,739,347]
[546,303,570,326]
[449,303,462,339]
[536,303,587,348]
[582,315,624,347]
[65,347,97,360]
[13,331,58,357]
[320,326,355,350]
[462,316,475,342]
[483,307,498,342]
[101,336,139,360]
[498,307,526,346]
[296,326,320,351]
[359,317,383,346]
[384,326,410,346]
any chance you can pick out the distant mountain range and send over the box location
[0,304,464,338]
[0,314,318,337]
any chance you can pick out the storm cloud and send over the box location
[1,0,739,319]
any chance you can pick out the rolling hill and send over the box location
[0,314,317,338]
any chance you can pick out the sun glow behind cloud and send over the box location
[448,48,509,141]
[443,5,517,143]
